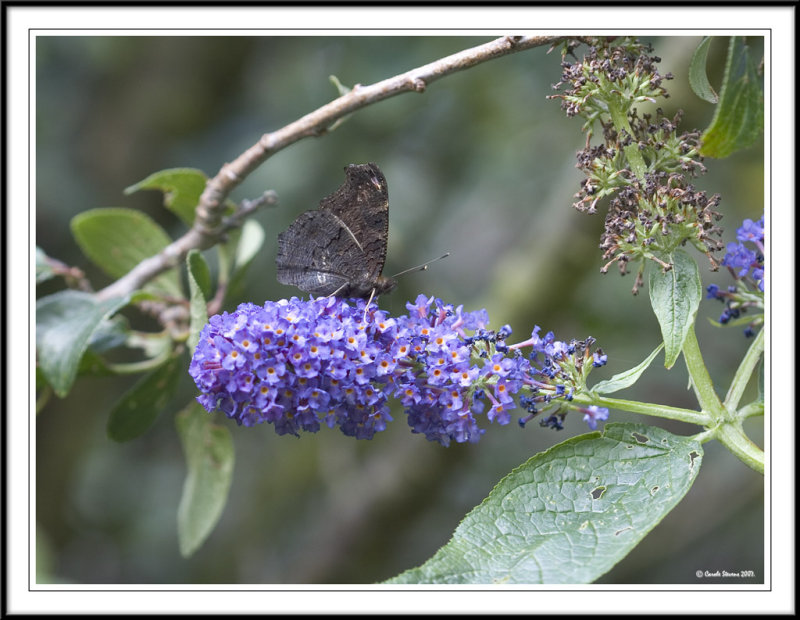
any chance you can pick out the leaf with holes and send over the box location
[386,423,703,584]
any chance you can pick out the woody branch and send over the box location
[97,35,564,302]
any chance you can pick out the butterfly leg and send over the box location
[362,288,377,322]
[326,283,349,299]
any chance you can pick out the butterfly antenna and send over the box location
[390,252,451,279]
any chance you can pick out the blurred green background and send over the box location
[36,35,764,585]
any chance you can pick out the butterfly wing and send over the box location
[318,163,390,283]
[276,210,374,296]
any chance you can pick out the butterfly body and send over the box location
[276,163,397,299]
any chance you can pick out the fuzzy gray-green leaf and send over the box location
[386,423,702,584]
[592,344,664,395]
[176,403,234,558]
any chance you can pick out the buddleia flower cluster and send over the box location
[189,295,609,446]
[549,37,724,294]
[706,214,764,337]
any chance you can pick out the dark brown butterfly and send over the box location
[276,163,397,299]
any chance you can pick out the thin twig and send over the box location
[97,35,561,302]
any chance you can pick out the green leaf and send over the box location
[648,249,702,369]
[706,314,761,330]
[36,246,57,283]
[216,226,240,285]
[125,168,208,226]
[186,251,210,353]
[36,290,129,397]
[176,402,235,558]
[329,74,352,96]
[700,37,764,158]
[592,343,664,395]
[107,355,183,442]
[234,219,266,272]
[689,37,719,103]
[76,349,116,377]
[386,423,702,584]
[227,219,266,298]
[88,315,130,352]
[187,249,212,300]
[327,75,354,130]
[36,365,48,393]
[72,316,130,378]
[70,207,182,297]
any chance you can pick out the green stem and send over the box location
[573,394,711,426]
[691,429,715,444]
[738,401,764,419]
[724,327,764,410]
[106,349,172,375]
[607,99,647,180]
[713,421,764,474]
[681,325,726,419]
[682,325,763,474]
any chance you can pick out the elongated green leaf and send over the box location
[234,219,266,272]
[75,316,130,378]
[88,315,129,352]
[125,168,208,226]
[329,74,351,96]
[386,423,702,584]
[187,249,212,300]
[648,250,702,369]
[76,349,115,377]
[689,37,719,103]
[186,251,210,353]
[107,355,183,442]
[592,343,664,395]
[176,403,235,558]
[70,207,182,297]
[216,226,240,285]
[36,290,129,397]
[700,37,764,158]
[36,247,57,283]
[225,219,266,299]
[328,75,354,131]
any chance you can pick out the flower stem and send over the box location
[724,327,764,410]
[681,325,726,419]
[713,421,764,474]
[607,99,647,180]
[738,401,764,419]
[572,393,710,426]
